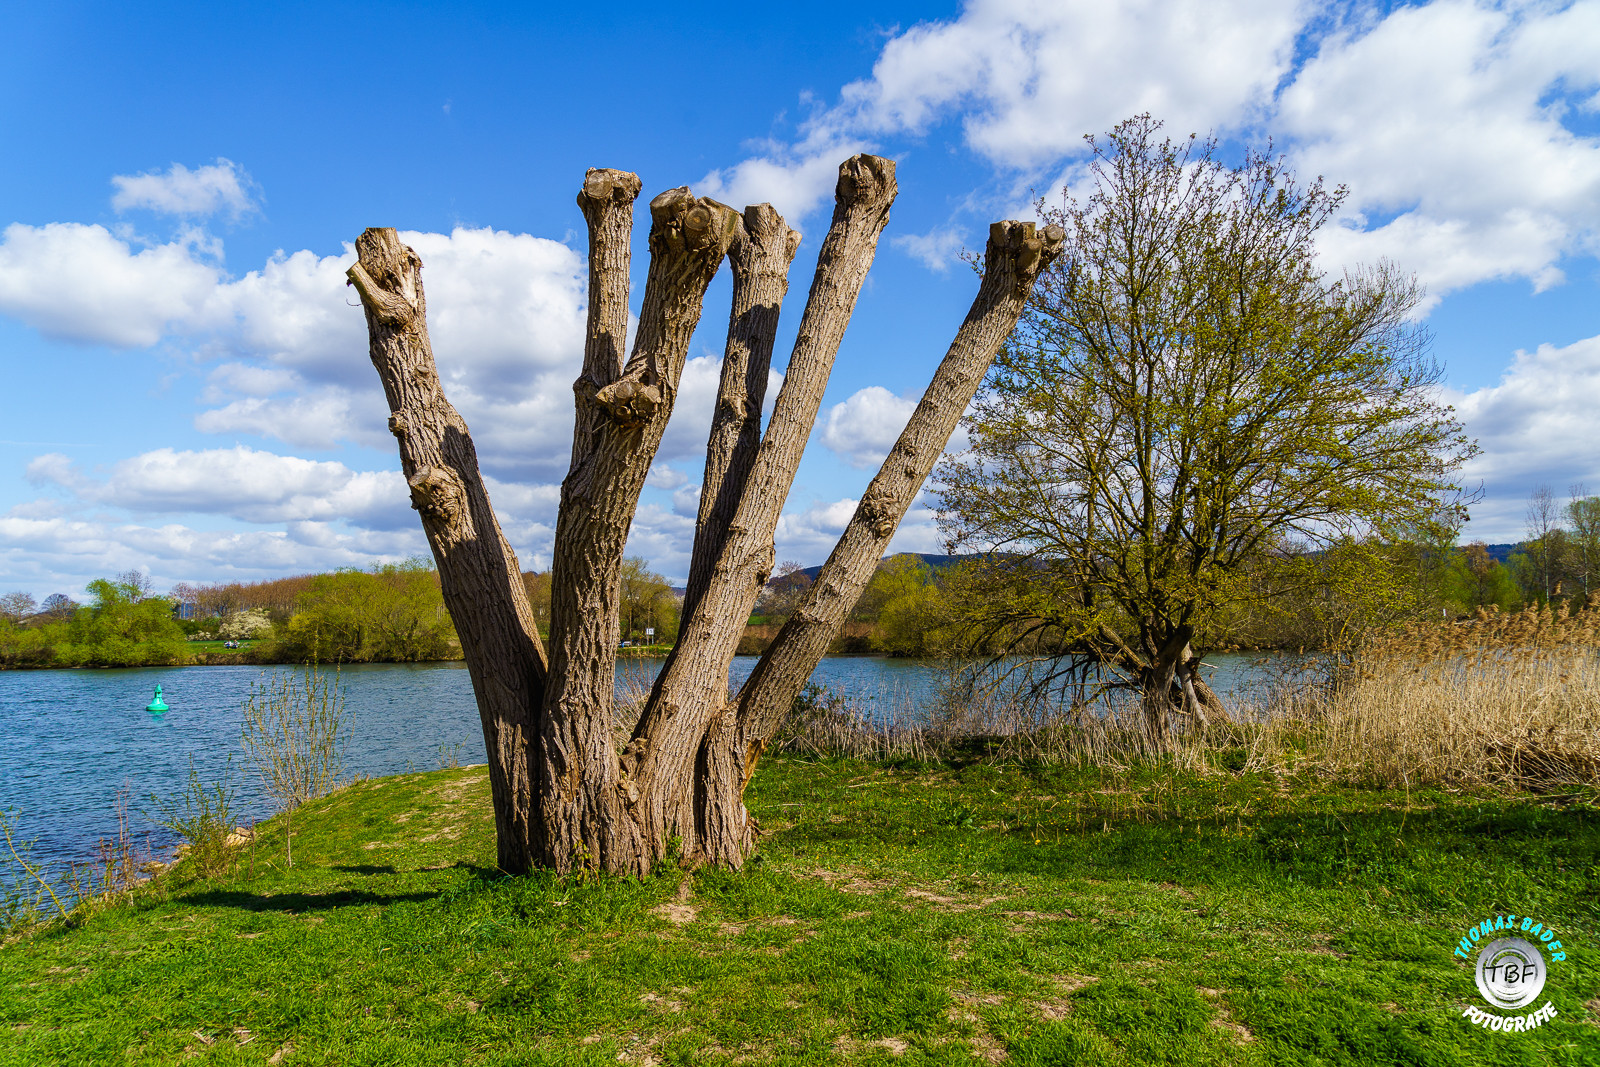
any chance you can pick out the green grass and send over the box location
[4,757,1600,1065]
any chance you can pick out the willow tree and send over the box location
[937,116,1476,748]
[347,156,1062,875]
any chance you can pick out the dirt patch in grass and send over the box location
[904,886,1009,912]
[813,867,893,894]
[1214,1017,1255,1043]
[651,903,698,925]
[969,1032,1008,1063]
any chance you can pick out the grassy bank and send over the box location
[4,757,1599,1065]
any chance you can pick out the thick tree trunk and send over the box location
[351,157,1063,877]
[1140,627,1194,751]
[346,229,547,875]
[627,158,899,865]
[699,221,1066,863]
[540,187,741,876]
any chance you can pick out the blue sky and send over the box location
[2,0,1598,600]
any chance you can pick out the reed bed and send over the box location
[1275,601,1600,791]
[768,601,1600,794]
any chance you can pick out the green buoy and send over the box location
[145,684,169,714]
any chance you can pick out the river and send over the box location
[0,653,1301,877]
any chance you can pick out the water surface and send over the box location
[0,652,1297,873]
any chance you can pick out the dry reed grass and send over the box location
[602,607,1600,795]
[1272,600,1600,791]
[767,603,1600,794]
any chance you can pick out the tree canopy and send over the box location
[937,115,1476,745]
[272,559,457,663]
[56,573,186,667]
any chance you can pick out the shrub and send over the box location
[146,759,238,879]
[240,666,347,866]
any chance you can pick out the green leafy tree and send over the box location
[1450,542,1520,612]
[275,559,457,662]
[618,557,678,645]
[56,573,187,667]
[937,116,1476,744]
[855,555,946,656]
[520,570,553,637]
[1566,489,1600,601]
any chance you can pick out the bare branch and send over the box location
[733,220,1067,757]
[684,203,802,621]
[570,168,642,469]
[347,227,547,874]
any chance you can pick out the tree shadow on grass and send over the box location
[179,887,439,913]
[330,864,398,875]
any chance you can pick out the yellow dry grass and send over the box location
[1274,599,1600,791]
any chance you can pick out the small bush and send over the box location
[241,666,347,866]
[146,759,238,878]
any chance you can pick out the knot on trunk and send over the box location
[591,378,662,427]
[856,484,901,538]
[616,775,640,806]
[348,229,424,327]
[985,221,1067,297]
[647,187,741,262]
[618,737,648,782]
[387,410,409,438]
[408,465,470,534]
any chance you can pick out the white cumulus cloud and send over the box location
[1283,0,1600,299]
[0,223,225,347]
[0,218,591,478]
[1452,331,1600,540]
[774,497,860,562]
[891,226,968,272]
[27,446,413,528]
[111,159,259,218]
[0,513,427,598]
[821,386,919,469]
[697,137,873,223]
[698,0,1305,224]
[706,0,1600,303]
[836,0,1302,169]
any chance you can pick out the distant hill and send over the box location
[768,545,1529,585]
[783,552,975,584]
[674,552,964,596]
[1482,543,1519,564]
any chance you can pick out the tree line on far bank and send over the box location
[2,511,1585,671]
[0,562,459,668]
[1,555,702,669]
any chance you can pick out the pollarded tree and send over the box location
[347,155,1062,876]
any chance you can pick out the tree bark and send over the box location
[352,158,1064,878]
[569,169,642,471]
[540,186,741,875]
[712,221,1067,855]
[625,157,898,865]
[682,204,802,622]
[346,228,547,875]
